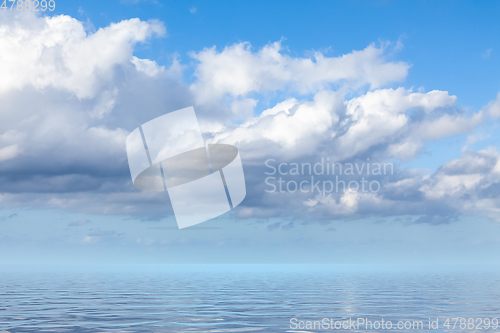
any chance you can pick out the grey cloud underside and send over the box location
[0,69,192,190]
[236,162,459,225]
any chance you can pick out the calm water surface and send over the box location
[0,265,499,332]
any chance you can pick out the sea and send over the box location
[0,264,499,332]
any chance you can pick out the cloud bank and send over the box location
[0,12,499,226]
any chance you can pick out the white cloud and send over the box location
[0,14,183,219]
[304,190,371,216]
[211,90,344,159]
[211,87,478,162]
[484,92,500,119]
[0,12,499,226]
[230,98,258,120]
[415,112,484,141]
[338,88,459,160]
[420,174,483,200]
[0,13,165,99]
[190,41,410,105]
[417,147,500,220]
[131,56,164,77]
[276,146,500,223]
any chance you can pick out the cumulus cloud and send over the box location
[289,146,500,224]
[211,87,480,162]
[211,90,345,159]
[0,13,165,98]
[190,41,409,106]
[484,92,500,119]
[0,13,189,219]
[0,12,499,227]
[420,147,500,219]
[130,56,164,77]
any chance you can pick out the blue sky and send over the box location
[67,0,500,105]
[70,0,500,167]
[0,1,500,264]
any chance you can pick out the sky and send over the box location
[0,0,500,264]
